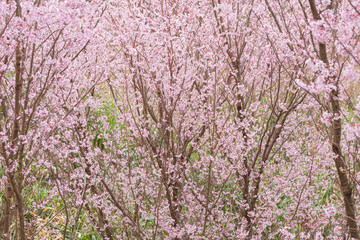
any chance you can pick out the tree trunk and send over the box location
[308,0,359,237]
[0,184,13,239]
[330,93,358,238]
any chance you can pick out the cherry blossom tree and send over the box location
[259,0,360,237]
[1,0,359,239]
[0,0,107,239]
[99,0,358,238]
